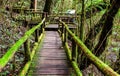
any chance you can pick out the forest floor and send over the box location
[0,9,27,75]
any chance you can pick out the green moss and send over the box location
[60,20,119,76]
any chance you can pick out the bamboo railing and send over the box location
[0,18,45,76]
[59,20,120,76]
[47,15,79,24]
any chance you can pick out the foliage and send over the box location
[52,0,73,13]
[37,0,46,10]
[0,0,120,75]
[76,0,105,13]
[13,1,31,9]
[1,13,27,75]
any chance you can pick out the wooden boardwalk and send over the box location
[45,24,76,31]
[27,31,71,76]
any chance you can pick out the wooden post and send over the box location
[63,28,67,45]
[39,20,42,35]
[41,12,46,33]
[34,0,37,11]
[80,0,85,41]
[72,39,77,62]
[41,24,43,33]
[12,55,16,75]
[62,23,65,43]
[43,13,46,28]
[58,20,62,35]
[35,29,38,42]
[58,20,60,30]
[62,23,64,34]
[24,39,31,62]
[38,27,41,36]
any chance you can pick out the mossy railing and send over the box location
[47,15,79,24]
[59,20,120,76]
[0,18,45,76]
[11,8,47,23]
[58,20,82,76]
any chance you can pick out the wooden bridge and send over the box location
[0,11,119,76]
[27,31,71,76]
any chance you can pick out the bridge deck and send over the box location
[27,31,71,76]
[45,24,76,31]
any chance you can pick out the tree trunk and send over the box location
[80,0,120,70]
[30,0,37,11]
[30,0,34,9]
[43,0,52,14]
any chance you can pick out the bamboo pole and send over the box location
[80,0,85,41]
[72,39,77,62]
[19,33,44,76]
[35,29,38,42]
[59,22,82,75]
[64,41,82,76]
[71,61,83,76]
[24,39,31,62]
[60,21,120,76]
[0,18,45,72]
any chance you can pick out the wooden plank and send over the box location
[30,65,69,69]
[45,24,77,31]
[27,31,70,76]
[27,74,69,76]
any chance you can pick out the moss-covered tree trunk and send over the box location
[93,1,120,56]
[80,0,120,70]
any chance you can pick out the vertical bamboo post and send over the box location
[24,16,31,62]
[80,0,85,41]
[58,19,61,35]
[72,39,77,62]
[63,28,67,45]
[62,23,64,34]
[43,12,46,28]
[35,29,38,42]
[58,19,60,30]
[39,26,42,35]
[12,55,16,75]
[41,12,46,33]
[24,39,31,62]
[39,13,42,35]
[62,23,64,43]
[41,23,44,33]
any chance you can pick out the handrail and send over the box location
[58,21,82,76]
[0,18,45,72]
[48,15,79,18]
[48,15,79,24]
[59,20,120,76]
[19,34,44,76]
